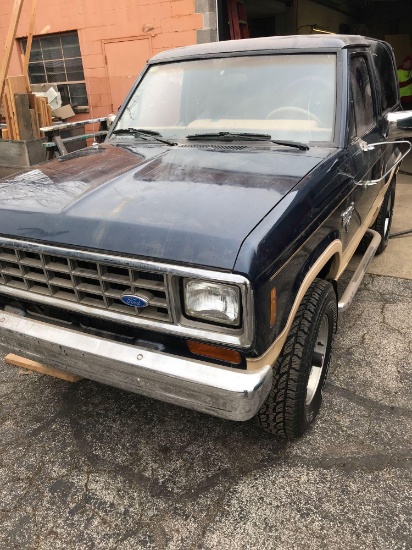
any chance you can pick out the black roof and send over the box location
[149,34,377,64]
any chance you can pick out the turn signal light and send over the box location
[187,341,242,364]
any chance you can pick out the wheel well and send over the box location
[314,256,338,299]
[317,258,333,280]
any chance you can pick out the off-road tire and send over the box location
[256,279,337,439]
[372,178,396,254]
[359,178,396,255]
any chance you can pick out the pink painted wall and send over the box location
[0,0,202,118]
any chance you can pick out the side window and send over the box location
[350,56,374,136]
[370,42,398,112]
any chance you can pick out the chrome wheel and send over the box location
[306,315,329,406]
[384,191,393,237]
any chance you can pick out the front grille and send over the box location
[0,245,171,322]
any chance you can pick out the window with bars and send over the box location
[21,31,88,108]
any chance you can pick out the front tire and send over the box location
[373,178,396,255]
[256,279,337,439]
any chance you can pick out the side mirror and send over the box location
[385,110,412,139]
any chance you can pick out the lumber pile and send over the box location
[1,75,52,140]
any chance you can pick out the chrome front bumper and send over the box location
[0,311,272,421]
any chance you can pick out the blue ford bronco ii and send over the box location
[0,35,411,438]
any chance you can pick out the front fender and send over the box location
[247,237,342,369]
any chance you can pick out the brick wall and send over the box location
[0,0,210,119]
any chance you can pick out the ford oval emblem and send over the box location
[121,294,149,308]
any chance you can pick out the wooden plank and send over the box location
[1,129,9,140]
[35,95,44,130]
[41,98,49,129]
[0,0,25,105]
[22,0,38,92]
[21,53,30,91]
[27,92,36,109]
[5,353,83,383]
[4,83,19,139]
[14,93,35,141]
[41,97,47,124]
[53,135,68,156]
[46,103,52,126]
[7,75,27,96]
[34,94,41,131]
[40,117,108,133]
[4,77,28,140]
[29,108,39,138]
[3,89,16,139]
[63,131,107,143]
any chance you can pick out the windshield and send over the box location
[113,54,337,144]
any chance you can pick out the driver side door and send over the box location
[345,53,386,245]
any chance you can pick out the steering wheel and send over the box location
[266,106,323,125]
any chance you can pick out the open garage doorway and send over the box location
[217,1,296,41]
[216,0,412,64]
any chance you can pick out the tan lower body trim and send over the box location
[337,173,394,279]
[247,167,396,372]
[247,240,342,371]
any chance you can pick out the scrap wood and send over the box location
[0,0,25,104]
[5,353,83,383]
[15,93,35,140]
[2,90,16,139]
[34,95,52,133]
[3,76,30,139]
[22,0,38,92]
[29,107,39,138]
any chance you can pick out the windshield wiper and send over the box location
[112,128,176,146]
[186,132,309,150]
[186,131,272,142]
[270,139,309,151]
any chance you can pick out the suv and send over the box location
[0,35,410,438]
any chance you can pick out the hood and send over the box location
[0,143,330,270]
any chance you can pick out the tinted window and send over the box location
[370,42,398,111]
[350,56,374,136]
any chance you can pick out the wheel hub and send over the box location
[384,192,393,237]
[306,315,329,406]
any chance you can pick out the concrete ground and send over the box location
[0,161,411,549]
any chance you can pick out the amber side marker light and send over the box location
[187,341,242,364]
[270,287,277,327]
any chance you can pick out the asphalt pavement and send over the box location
[0,164,411,549]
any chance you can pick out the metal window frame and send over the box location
[20,31,88,107]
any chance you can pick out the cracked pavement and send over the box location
[0,272,411,549]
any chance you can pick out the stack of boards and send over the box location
[1,75,52,141]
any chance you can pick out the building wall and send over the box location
[0,0,206,118]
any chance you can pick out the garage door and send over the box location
[105,37,152,113]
